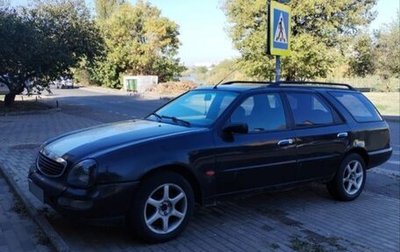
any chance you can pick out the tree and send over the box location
[203,60,249,84]
[181,66,210,83]
[282,34,339,80]
[374,13,400,79]
[95,0,125,20]
[90,1,185,88]
[347,33,376,77]
[0,0,103,106]
[0,10,38,105]
[224,0,377,80]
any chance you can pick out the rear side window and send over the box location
[287,93,335,127]
[330,92,382,122]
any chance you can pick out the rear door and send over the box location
[285,91,350,181]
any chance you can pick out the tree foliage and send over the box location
[0,10,38,96]
[346,13,399,79]
[224,0,377,80]
[347,34,376,77]
[90,1,185,89]
[95,0,125,20]
[374,13,400,79]
[0,0,103,106]
[205,60,250,84]
[182,60,250,85]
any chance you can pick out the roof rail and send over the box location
[213,80,272,89]
[216,80,354,90]
[272,81,355,90]
[218,80,273,86]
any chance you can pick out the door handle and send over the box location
[337,132,348,138]
[277,139,295,147]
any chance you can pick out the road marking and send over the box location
[387,160,400,165]
[392,151,400,155]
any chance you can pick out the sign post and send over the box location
[267,1,291,82]
[275,56,281,82]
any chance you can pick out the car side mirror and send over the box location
[223,123,248,134]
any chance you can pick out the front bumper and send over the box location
[28,170,140,218]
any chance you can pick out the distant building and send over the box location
[122,75,158,93]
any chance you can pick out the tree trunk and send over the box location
[4,93,16,107]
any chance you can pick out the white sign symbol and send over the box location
[274,12,287,44]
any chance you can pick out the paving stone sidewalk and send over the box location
[0,172,54,252]
[0,110,399,252]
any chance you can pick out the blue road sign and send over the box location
[269,1,291,56]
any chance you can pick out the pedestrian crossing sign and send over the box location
[268,1,291,56]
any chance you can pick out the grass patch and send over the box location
[270,243,280,250]
[290,237,327,252]
[324,76,399,92]
[11,196,29,217]
[33,228,51,245]
[364,92,400,116]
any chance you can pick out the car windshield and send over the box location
[148,90,238,127]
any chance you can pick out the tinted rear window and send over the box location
[330,91,382,122]
[287,93,335,127]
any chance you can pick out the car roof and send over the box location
[194,81,356,93]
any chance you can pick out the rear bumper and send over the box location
[368,147,392,169]
[28,170,139,219]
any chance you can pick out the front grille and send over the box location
[37,152,67,177]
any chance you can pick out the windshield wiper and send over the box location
[150,112,191,127]
[160,115,191,127]
[150,112,162,120]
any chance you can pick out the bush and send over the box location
[149,81,197,95]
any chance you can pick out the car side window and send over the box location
[330,91,382,122]
[287,93,334,127]
[230,93,287,132]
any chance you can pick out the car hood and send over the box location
[43,119,203,161]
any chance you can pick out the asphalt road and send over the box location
[43,87,167,122]
[43,87,399,176]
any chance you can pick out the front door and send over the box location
[214,92,298,195]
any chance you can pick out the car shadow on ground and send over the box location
[44,183,373,251]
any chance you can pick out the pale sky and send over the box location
[7,0,400,66]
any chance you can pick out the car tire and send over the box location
[128,171,194,243]
[327,153,366,201]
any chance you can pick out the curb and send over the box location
[0,166,70,252]
[383,115,400,122]
[80,86,178,100]
[79,86,127,95]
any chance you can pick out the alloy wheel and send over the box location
[144,183,187,234]
[342,160,364,195]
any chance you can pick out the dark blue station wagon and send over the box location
[28,81,392,242]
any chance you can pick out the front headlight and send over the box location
[67,159,97,188]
